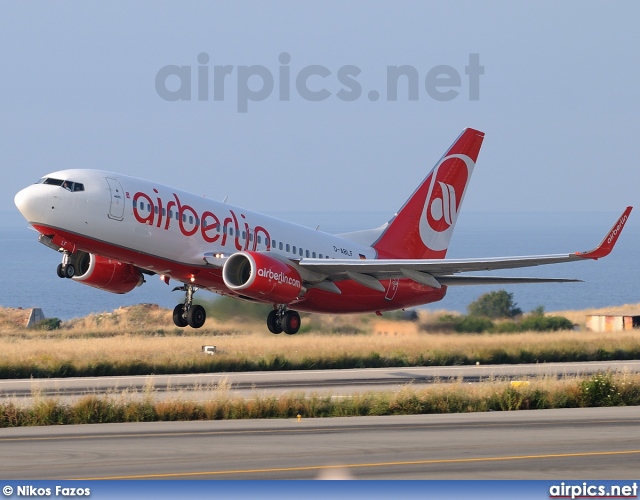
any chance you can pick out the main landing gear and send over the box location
[56,251,75,279]
[172,283,206,329]
[267,305,301,335]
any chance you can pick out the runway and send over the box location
[1,360,639,402]
[0,407,638,479]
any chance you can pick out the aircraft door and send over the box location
[106,177,125,221]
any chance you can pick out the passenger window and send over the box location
[242,231,246,239]
[195,217,199,227]
[279,242,283,251]
[292,245,297,254]
[299,248,303,256]
[306,250,310,258]
[148,204,152,212]
[286,244,290,252]
[229,228,234,236]
[312,252,317,258]
[319,254,323,258]
[182,214,186,222]
[162,208,166,216]
[133,200,137,209]
[154,206,158,215]
[258,236,262,244]
[168,210,173,218]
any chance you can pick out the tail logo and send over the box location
[429,181,457,227]
[419,154,475,251]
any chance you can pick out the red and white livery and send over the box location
[14,129,632,333]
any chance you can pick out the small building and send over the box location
[585,312,640,332]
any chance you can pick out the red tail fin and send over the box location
[373,128,484,259]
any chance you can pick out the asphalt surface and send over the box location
[0,407,638,479]
[1,360,639,402]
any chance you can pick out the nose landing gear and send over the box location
[172,283,206,329]
[267,306,301,335]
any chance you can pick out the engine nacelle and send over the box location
[69,252,144,294]
[223,251,302,303]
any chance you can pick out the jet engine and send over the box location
[222,251,302,303]
[68,252,144,294]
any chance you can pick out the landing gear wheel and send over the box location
[172,304,188,327]
[64,264,75,279]
[282,311,301,335]
[187,304,206,329]
[267,310,283,334]
[56,264,65,278]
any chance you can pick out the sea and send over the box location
[1,209,638,320]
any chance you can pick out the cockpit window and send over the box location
[38,178,84,192]
[41,177,64,186]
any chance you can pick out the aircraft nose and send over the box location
[14,185,44,223]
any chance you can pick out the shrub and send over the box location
[455,316,494,333]
[579,372,622,407]
[519,315,574,332]
[32,318,62,331]
[467,290,522,319]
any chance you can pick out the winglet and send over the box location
[576,207,632,260]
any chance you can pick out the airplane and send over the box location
[14,128,632,334]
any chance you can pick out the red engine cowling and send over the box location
[69,252,144,294]
[222,251,302,303]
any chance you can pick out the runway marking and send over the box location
[71,449,640,479]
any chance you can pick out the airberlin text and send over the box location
[132,190,270,251]
[607,213,628,245]
[258,268,301,289]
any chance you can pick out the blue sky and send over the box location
[2,1,638,216]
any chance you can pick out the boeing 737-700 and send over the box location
[14,129,632,333]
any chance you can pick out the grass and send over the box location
[2,327,640,378]
[0,329,640,378]
[1,303,639,378]
[2,372,639,427]
[2,303,639,427]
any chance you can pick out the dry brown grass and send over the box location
[5,371,640,427]
[1,304,640,378]
[0,308,33,331]
[1,328,640,376]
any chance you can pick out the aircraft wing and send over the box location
[298,207,632,291]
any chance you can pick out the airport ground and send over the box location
[0,407,638,479]
[1,304,639,479]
